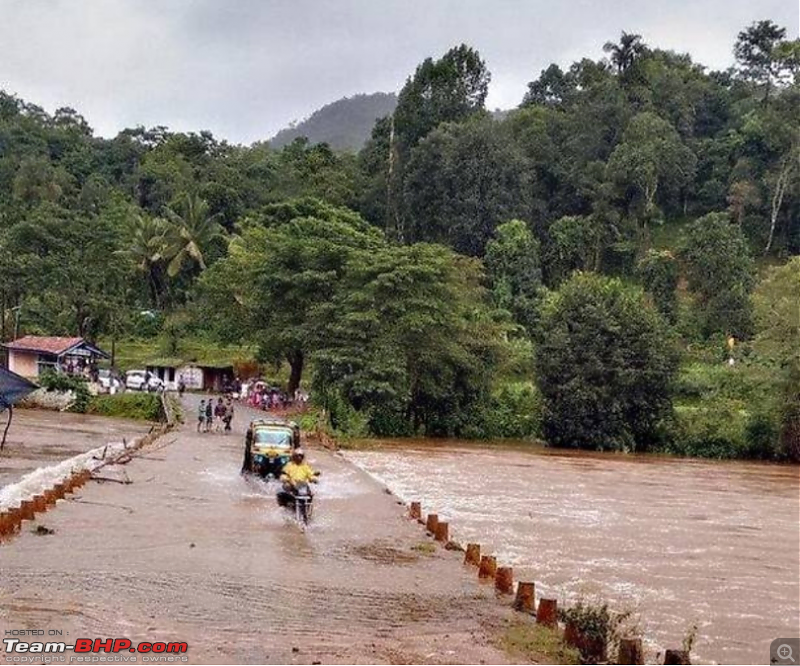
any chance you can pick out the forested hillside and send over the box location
[1,20,797,458]
[270,92,397,151]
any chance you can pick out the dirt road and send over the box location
[0,397,517,664]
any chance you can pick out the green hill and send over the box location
[270,92,397,152]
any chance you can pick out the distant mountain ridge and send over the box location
[270,92,397,152]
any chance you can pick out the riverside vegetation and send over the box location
[1,21,797,459]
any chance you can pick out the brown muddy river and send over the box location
[345,441,800,664]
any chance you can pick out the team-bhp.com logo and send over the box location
[4,638,188,660]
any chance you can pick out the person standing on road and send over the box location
[224,398,234,433]
[214,397,226,433]
[197,400,206,433]
[204,399,214,432]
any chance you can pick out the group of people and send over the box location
[196,396,235,433]
[241,382,309,412]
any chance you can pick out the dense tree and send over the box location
[681,212,756,337]
[199,201,384,395]
[393,44,490,156]
[636,249,679,323]
[536,272,678,451]
[734,20,790,101]
[607,112,697,225]
[310,243,503,436]
[402,117,529,254]
[484,219,542,332]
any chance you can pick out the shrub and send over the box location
[559,601,634,664]
[536,273,679,451]
[87,393,163,422]
[462,381,542,439]
[669,404,747,458]
[680,212,755,338]
[637,249,678,322]
[38,370,91,413]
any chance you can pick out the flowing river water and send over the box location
[345,440,800,664]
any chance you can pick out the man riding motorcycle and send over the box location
[276,448,318,507]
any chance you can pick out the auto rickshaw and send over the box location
[241,418,300,480]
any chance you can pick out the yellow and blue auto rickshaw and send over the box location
[241,418,300,480]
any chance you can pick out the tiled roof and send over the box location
[3,336,85,355]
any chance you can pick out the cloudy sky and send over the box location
[0,0,796,145]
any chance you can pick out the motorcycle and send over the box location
[277,476,319,527]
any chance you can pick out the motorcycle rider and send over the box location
[277,448,318,507]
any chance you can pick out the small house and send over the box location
[2,336,110,379]
[146,359,234,392]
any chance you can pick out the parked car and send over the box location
[125,370,163,392]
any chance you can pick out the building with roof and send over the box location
[145,358,234,392]
[2,336,110,379]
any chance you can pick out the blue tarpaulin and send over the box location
[0,367,36,410]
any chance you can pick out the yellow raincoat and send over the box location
[281,461,317,485]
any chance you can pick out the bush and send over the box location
[680,213,755,338]
[87,393,164,422]
[558,601,634,664]
[637,249,678,322]
[669,404,748,458]
[462,381,542,439]
[38,370,91,413]
[536,273,679,451]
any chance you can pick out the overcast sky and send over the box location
[0,0,797,145]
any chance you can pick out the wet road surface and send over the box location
[346,441,800,664]
[0,399,518,664]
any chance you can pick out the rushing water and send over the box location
[345,441,800,665]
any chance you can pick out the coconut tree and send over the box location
[163,192,225,277]
[603,32,647,74]
[115,214,169,307]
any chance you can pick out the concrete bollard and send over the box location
[434,521,449,542]
[513,581,535,613]
[617,637,644,664]
[663,649,691,665]
[7,508,22,534]
[53,483,65,500]
[536,598,558,628]
[19,500,35,521]
[464,543,481,566]
[409,501,421,520]
[43,489,56,506]
[425,513,439,534]
[478,555,497,580]
[32,495,46,513]
[495,566,514,594]
[0,512,12,536]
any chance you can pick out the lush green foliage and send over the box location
[38,370,91,413]
[0,21,797,458]
[681,213,756,337]
[87,393,163,421]
[536,273,678,451]
[637,249,679,322]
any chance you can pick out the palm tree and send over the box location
[163,192,225,277]
[603,32,647,74]
[115,214,169,307]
